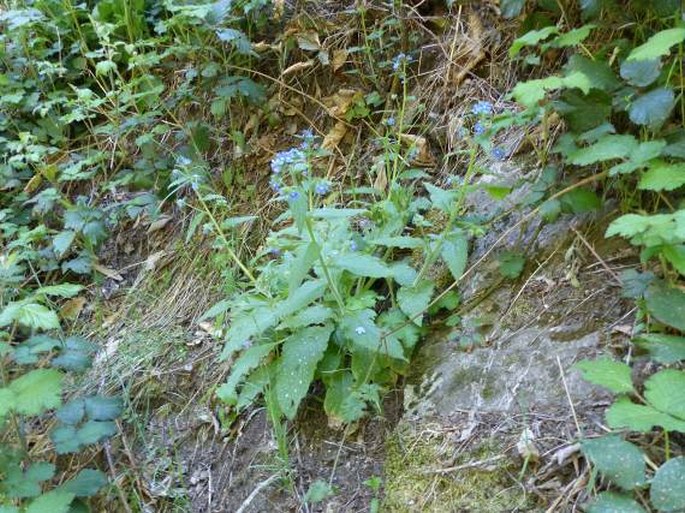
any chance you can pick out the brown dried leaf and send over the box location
[324,89,362,117]
[331,49,348,71]
[296,31,321,51]
[147,215,172,233]
[400,134,435,166]
[92,263,123,281]
[60,296,87,320]
[281,60,314,78]
[322,121,348,151]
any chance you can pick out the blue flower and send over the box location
[315,182,330,196]
[350,241,358,251]
[299,128,316,149]
[491,147,507,161]
[385,117,396,127]
[271,148,308,175]
[392,53,412,72]
[269,179,282,193]
[268,247,281,257]
[355,326,367,335]
[176,155,192,167]
[289,190,300,201]
[471,101,493,116]
[473,121,485,135]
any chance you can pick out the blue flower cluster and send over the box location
[271,148,308,175]
[473,121,486,135]
[315,182,330,196]
[392,53,409,72]
[491,147,507,161]
[471,100,493,116]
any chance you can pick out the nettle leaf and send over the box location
[216,343,277,405]
[620,269,654,298]
[651,457,685,512]
[498,251,526,279]
[76,420,117,446]
[56,400,86,425]
[606,212,685,247]
[336,253,392,278]
[441,229,468,281]
[509,26,559,58]
[305,479,334,504]
[644,370,685,420]
[639,161,685,191]
[564,55,620,92]
[555,89,612,132]
[575,358,634,394]
[548,25,595,48]
[581,435,647,490]
[635,333,685,363]
[620,58,662,87]
[586,492,647,513]
[8,368,63,416]
[52,231,76,258]
[511,76,564,108]
[560,188,601,213]
[629,88,675,128]
[276,325,333,419]
[397,280,434,327]
[24,490,75,513]
[60,469,108,497]
[606,397,685,432]
[627,28,685,61]
[569,134,638,166]
[645,282,685,331]
[215,28,255,56]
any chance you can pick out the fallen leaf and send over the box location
[331,49,348,71]
[147,215,172,233]
[23,173,43,193]
[281,60,315,77]
[516,428,540,462]
[324,89,363,117]
[60,296,87,320]
[400,133,435,166]
[144,250,167,272]
[322,121,348,150]
[372,157,388,192]
[296,31,321,51]
[93,263,124,281]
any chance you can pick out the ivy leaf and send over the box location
[336,253,392,278]
[645,282,685,331]
[620,58,662,87]
[397,280,434,327]
[575,358,634,394]
[276,325,333,419]
[635,333,685,364]
[586,492,647,513]
[606,397,685,433]
[629,88,674,128]
[644,370,685,420]
[639,162,685,191]
[8,368,63,416]
[627,28,685,61]
[24,490,75,513]
[581,435,647,490]
[651,457,685,512]
[441,229,468,281]
[59,469,108,497]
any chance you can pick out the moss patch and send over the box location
[383,424,537,512]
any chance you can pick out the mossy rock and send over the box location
[383,425,539,512]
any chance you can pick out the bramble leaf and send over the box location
[581,435,646,490]
[575,358,633,394]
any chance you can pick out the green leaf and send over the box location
[586,492,647,513]
[84,396,123,421]
[639,162,685,191]
[511,76,564,108]
[498,251,526,278]
[8,368,63,416]
[221,305,278,360]
[215,28,255,56]
[575,358,634,394]
[627,28,685,61]
[305,479,334,503]
[288,241,320,294]
[53,231,76,258]
[606,397,685,433]
[95,60,117,75]
[663,244,685,275]
[441,230,468,281]
[60,469,108,497]
[34,283,84,298]
[339,309,381,352]
[0,301,61,330]
[548,25,595,48]
[581,435,647,490]
[569,135,638,166]
[629,88,675,128]
[276,279,326,319]
[563,55,620,92]
[500,0,525,18]
[424,182,456,212]
[51,425,82,454]
[25,491,75,513]
[56,400,86,425]
[76,420,117,446]
[323,370,367,424]
[369,236,424,249]
[609,140,667,176]
[620,58,662,87]
[217,343,277,405]
[560,188,601,213]
[644,370,685,420]
[336,253,392,278]
[0,388,15,417]
[280,305,333,330]
[391,261,418,287]
[606,212,685,247]
[3,461,55,498]
[651,457,685,512]
[645,282,685,331]
[509,26,559,57]
[635,333,685,363]
[276,325,333,419]
[397,280,434,327]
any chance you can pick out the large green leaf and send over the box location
[397,280,434,327]
[33,284,84,298]
[84,396,123,421]
[651,457,685,512]
[569,135,638,166]
[8,368,63,416]
[639,162,685,191]
[609,140,666,176]
[620,58,662,87]
[75,420,117,446]
[581,435,646,490]
[645,282,685,331]
[627,28,685,61]
[424,182,456,212]
[563,54,620,92]
[3,461,55,498]
[586,492,647,513]
[336,253,392,278]
[221,304,278,360]
[629,88,674,128]
[323,370,367,424]
[217,343,277,405]
[25,491,75,513]
[276,279,326,319]
[339,309,381,353]
[509,26,558,57]
[288,241,320,294]
[276,325,333,419]
[635,333,685,363]
[60,469,108,497]
[441,230,468,281]
[606,397,685,433]
[606,212,685,247]
[574,358,633,394]
[644,370,685,420]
